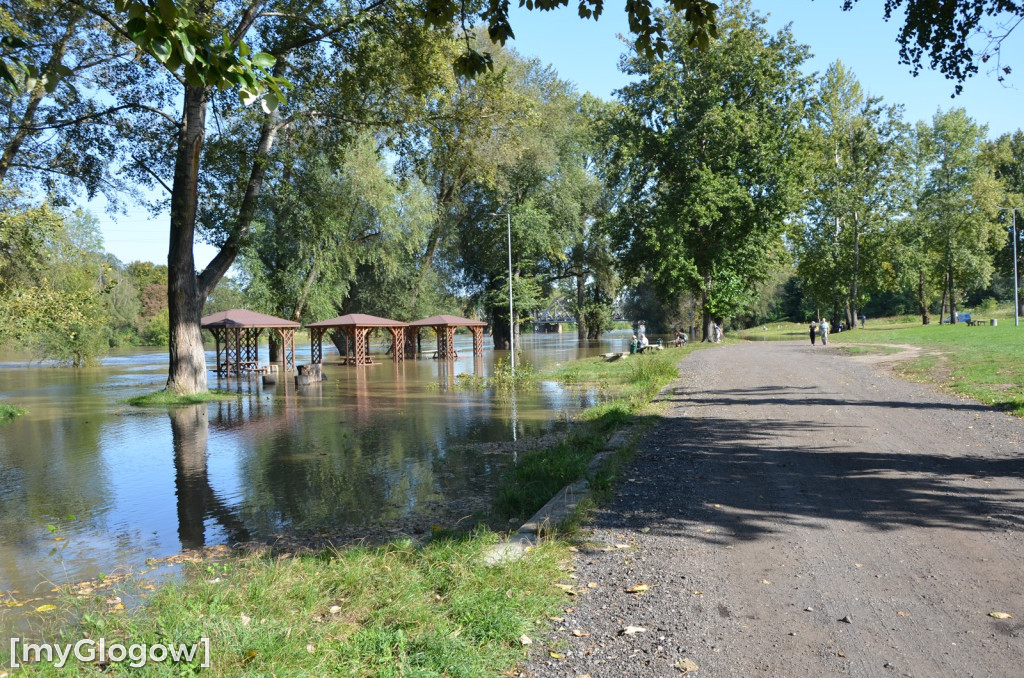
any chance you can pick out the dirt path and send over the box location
[523,341,1024,677]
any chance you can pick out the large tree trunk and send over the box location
[165,66,282,394]
[165,85,210,395]
[849,214,861,328]
[948,265,957,323]
[701,287,714,342]
[918,268,930,325]
[575,272,586,341]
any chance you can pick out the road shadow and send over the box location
[595,408,1024,545]
[659,383,995,413]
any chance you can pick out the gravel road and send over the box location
[522,340,1024,678]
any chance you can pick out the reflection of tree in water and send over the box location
[169,405,250,549]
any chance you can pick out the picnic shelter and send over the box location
[200,309,300,376]
[306,313,408,366]
[408,314,487,360]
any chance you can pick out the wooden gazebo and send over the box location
[306,313,408,366]
[201,309,300,376]
[408,314,487,360]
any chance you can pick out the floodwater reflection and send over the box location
[0,332,627,628]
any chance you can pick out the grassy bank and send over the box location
[126,389,241,407]
[13,535,569,676]
[7,347,695,676]
[828,321,1024,415]
[495,347,692,521]
[737,315,1024,415]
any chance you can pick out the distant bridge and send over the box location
[532,295,627,333]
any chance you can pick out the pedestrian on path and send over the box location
[819,318,830,345]
[809,321,817,345]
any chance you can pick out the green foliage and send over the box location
[0,402,27,419]
[609,1,811,337]
[116,0,288,109]
[919,109,1006,320]
[839,0,1022,91]
[141,307,170,346]
[795,61,908,325]
[0,198,112,365]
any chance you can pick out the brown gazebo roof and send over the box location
[201,309,300,328]
[306,313,408,328]
[408,314,487,328]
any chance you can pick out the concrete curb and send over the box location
[483,427,635,565]
[483,373,684,565]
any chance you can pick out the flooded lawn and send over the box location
[0,332,627,632]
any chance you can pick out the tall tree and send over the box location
[2,0,722,393]
[608,0,811,340]
[983,130,1024,315]
[919,109,1005,322]
[795,62,907,326]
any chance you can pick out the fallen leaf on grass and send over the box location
[519,635,532,646]
[624,584,650,594]
[989,612,1013,619]
[674,657,699,674]
[554,584,576,595]
[305,644,315,654]
[34,604,56,613]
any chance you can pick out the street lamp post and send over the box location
[489,212,514,373]
[1000,207,1020,327]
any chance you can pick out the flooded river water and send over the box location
[0,332,628,629]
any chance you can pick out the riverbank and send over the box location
[2,346,694,675]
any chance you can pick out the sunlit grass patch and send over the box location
[0,402,26,419]
[25,534,569,677]
[126,389,240,407]
[832,322,1024,415]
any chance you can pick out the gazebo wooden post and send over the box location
[276,328,295,370]
[471,327,484,356]
[355,327,369,365]
[388,327,405,363]
[444,326,456,359]
[224,327,234,376]
[310,327,322,364]
[212,328,223,375]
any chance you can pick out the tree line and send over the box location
[2,1,1022,382]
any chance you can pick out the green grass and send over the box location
[126,389,241,407]
[828,319,1024,414]
[10,348,696,676]
[0,402,27,419]
[493,348,690,522]
[15,534,570,676]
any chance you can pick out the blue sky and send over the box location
[98,1,1023,266]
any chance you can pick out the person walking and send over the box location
[809,320,817,345]
[819,318,830,345]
